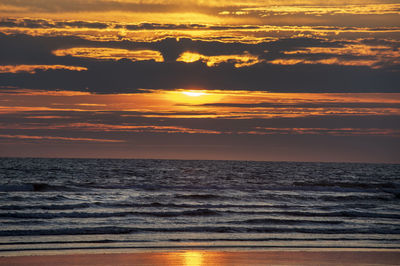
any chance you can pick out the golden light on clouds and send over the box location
[283,45,400,57]
[1,89,399,119]
[52,47,164,62]
[268,58,378,67]
[278,44,400,68]
[177,52,262,67]
[0,65,87,74]
[227,4,400,16]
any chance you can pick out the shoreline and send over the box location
[1,250,400,266]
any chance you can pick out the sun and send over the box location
[182,91,206,97]
[162,89,223,106]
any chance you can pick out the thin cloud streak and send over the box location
[244,127,400,137]
[0,134,124,142]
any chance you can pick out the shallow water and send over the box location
[1,158,400,253]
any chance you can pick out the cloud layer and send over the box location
[1,0,399,162]
[0,33,399,93]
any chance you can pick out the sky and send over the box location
[0,0,399,163]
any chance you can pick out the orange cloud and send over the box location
[2,17,399,45]
[280,44,400,68]
[0,123,222,134]
[243,127,400,137]
[52,47,164,62]
[0,89,91,96]
[0,65,87,74]
[177,51,263,67]
[268,58,378,67]
[0,134,124,142]
[231,4,400,16]
[1,90,400,118]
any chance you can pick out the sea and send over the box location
[1,158,399,254]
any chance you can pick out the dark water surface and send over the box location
[1,158,399,253]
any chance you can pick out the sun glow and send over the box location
[162,90,223,105]
[182,91,206,97]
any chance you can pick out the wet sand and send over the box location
[1,250,400,266]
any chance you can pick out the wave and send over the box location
[293,181,397,190]
[0,239,147,246]
[4,245,400,253]
[1,201,363,213]
[272,210,400,219]
[3,236,398,246]
[1,159,399,250]
[0,203,91,211]
[318,194,394,202]
[221,210,400,220]
[1,225,399,237]
[174,194,223,200]
[99,202,302,210]
[0,208,221,219]
[0,220,50,225]
[3,201,383,212]
[4,195,69,202]
[2,209,400,220]
[234,218,343,225]
[251,193,395,203]
[0,183,76,192]
[181,209,220,216]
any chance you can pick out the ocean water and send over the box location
[1,158,400,254]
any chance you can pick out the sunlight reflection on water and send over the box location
[183,251,203,266]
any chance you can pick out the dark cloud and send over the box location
[0,33,399,93]
[3,18,400,37]
[2,60,399,93]
[0,18,261,31]
[125,23,207,30]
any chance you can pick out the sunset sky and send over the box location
[0,0,399,162]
